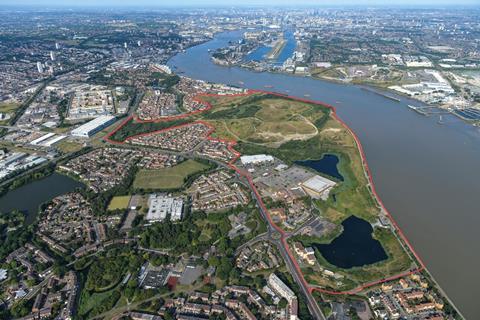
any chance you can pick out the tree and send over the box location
[216,257,233,280]
[278,298,288,309]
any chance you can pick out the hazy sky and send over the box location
[1,0,479,6]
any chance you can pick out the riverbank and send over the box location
[167,29,480,318]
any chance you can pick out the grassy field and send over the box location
[133,159,209,190]
[107,195,131,211]
[0,102,20,114]
[55,140,85,153]
[203,95,320,146]
[0,102,20,124]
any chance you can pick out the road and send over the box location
[248,181,326,320]
[22,268,53,301]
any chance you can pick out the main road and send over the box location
[248,185,326,320]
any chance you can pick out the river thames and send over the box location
[169,30,479,319]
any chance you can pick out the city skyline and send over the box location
[2,0,480,7]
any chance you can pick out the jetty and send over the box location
[362,87,401,102]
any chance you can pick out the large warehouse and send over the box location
[240,154,274,165]
[70,115,116,138]
[300,175,336,200]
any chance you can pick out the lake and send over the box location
[314,216,387,268]
[0,173,84,225]
[296,154,344,181]
[169,30,480,318]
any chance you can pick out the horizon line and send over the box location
[1,4,480,8]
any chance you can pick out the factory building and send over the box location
[70,115,116,138]
[240,154,274,166]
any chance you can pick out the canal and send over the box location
[169,30,480,319]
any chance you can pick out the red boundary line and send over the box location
[103,89,426,296]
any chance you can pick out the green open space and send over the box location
[108,117,191,142]
[202,95,319,146]
[133,159,210,190]
[54,139,85,154]
[77,247,146,319]
[0,102,20,124]
[107,195,131,211]
[0,102,20,114]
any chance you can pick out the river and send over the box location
[169,30,479,319]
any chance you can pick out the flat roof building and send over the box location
[71,115,116,138]
[240,154,274,165]
[268,273,298,320]
[0,269,7,281]
[147,194,184,222]
[268,273,296,303]
[300,175,336,200]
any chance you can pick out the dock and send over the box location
[362,87,401,102]
[408,105,451,116]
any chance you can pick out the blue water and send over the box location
[0,173,84,225]
[244,30,296,64]
[245,46,270,62]
[314,216,387,269]
[276,31,296,64]
[296,154,344,181]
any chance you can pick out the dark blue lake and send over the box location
[0,173,84,225]
[314,216,387,268]
[296,154,344,181]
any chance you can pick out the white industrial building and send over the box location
[0,152,47,180]
[147,194,184,222]
[240,154,274,166]
[70,115,116,138]
[300,175,336,200]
